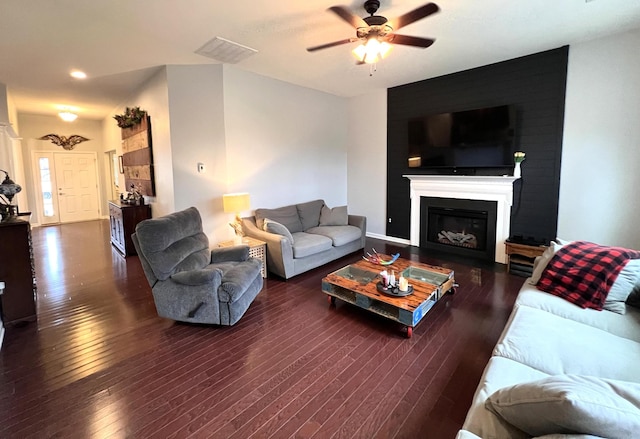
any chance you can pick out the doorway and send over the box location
[32,151,101,225]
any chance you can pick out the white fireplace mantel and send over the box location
[404,175,520,264]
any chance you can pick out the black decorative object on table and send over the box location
[0,169,22,221]
[376,281,414,297]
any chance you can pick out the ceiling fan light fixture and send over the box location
[353,38,391,64]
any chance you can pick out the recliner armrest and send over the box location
[171,267,222,286]
[211,245,250,263]
[219,258,262,302]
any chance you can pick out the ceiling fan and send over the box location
[307,1,439,64]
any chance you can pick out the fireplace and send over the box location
[405,175,519,263]
[420,197,497,261]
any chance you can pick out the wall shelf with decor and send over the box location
[115,108,156,197]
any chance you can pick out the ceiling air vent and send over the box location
[195,37,258,64]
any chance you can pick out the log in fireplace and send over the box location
[420,197,498,261]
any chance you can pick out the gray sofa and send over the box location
[459,241,640,438]
[242,199,366,279]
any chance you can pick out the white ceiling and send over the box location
[2,0,640,121]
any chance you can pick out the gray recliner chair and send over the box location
[132,206,263,325]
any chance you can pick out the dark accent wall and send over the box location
[386,46,568,244]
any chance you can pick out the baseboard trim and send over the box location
[366,232,411,245]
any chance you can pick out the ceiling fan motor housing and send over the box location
[364,0,380,15]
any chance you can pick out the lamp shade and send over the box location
[223,192,250,213]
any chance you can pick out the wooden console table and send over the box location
[109,200,151,256]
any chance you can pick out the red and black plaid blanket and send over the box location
[537,241,640,310]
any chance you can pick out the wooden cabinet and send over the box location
[505,241,547,277]
[0,217,37,325]
[109,201,151,256]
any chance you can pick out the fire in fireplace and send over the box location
[420,197,497,261]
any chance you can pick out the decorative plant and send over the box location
[113,106,147,128]
[514,151,526,163]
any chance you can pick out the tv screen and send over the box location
[407,105,516,169]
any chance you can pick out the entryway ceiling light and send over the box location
[58,111,78,122]
[70,70,87,79]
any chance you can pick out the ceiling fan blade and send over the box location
[328,6,368,28]
[307,38,358,52]
[391,3,439,31]
[388,34,435,48]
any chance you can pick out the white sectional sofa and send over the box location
[458,242,640,439]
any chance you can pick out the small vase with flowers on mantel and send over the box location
[513,151,525,178]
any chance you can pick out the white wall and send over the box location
[105,67,174,219]
[18,114,107,221]
[166,64,227,241]
[347,90,388,237]
[105,65,349,244]
[223,65,349,212]
[558,28,640,248]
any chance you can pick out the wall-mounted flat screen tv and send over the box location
[407,105,516,169]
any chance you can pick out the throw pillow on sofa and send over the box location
[529,239,566,285]
[485,374,640,439]
[263,218,294,244]
[319,205,348,226]
[255,205,303,233]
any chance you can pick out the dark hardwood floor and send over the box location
[0,219,524,438]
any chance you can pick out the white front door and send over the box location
[54,152,100,223]
[32,151,100,224]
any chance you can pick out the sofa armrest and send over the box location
[242,217,294,278]
[348,214,367,248]
[211,245,249,263]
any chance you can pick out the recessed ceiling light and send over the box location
[70,70,87,79]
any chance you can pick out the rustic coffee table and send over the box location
[321,256,455,338]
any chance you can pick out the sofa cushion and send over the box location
[296,199,324,230]
[263,218,294,244]
[306,225,362,247]
[319,205,348,226]
[291,232,332,258]
[493,305,640,381]
[485,374,640,439]
[515,284,640,343]
[255,205,303,233]
[536,241,640,310]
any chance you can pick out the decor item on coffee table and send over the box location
[242,199,366,279]
[132,206,263,325]
[322,255,455,338]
